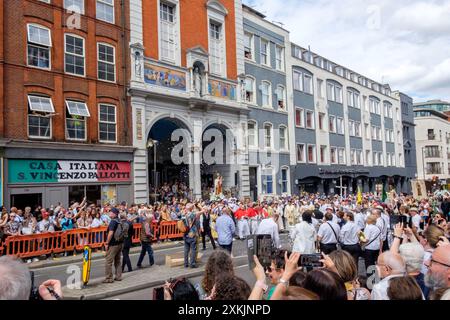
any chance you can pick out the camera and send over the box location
[153,286,165,301]
[247,234,273,270]
[299,254,323,268]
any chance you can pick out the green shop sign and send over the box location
[9,160,59,183]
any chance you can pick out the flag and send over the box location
[382,184,388,203]
[357,186,362,205]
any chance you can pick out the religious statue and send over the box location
[214,173,223,196]
[193,66,202,96]
[134,51,142,78]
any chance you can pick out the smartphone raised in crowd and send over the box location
[247,234,273,270]
[299,253,324,268]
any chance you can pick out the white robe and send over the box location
[290,221,317,254]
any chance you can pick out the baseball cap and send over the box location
[111,207,120,215]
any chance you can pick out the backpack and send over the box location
[114,220,129,242]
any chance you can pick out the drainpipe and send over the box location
[120,0,129,145]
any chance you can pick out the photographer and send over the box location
[0,256,63,300]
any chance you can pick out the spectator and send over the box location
[387,276,424,300]
[4,212,22,236]
[291,211,316,254]
[424,243,450,296]
[182,203,200,268]
[200,251,234,299]
[60,211,75,231]
[215,207,235,254]
[211,274,251,300]
[163,278,199,301]
[103,207,124,283]
[36,212,55,234]
[0,256,63,300]
[371,251,406,300]
[21,209,37,235]
[200,206,216,251]
[266,250,289,299]
[282,287,319,300]
[136,213,155,269]
[420,224,445,279]
[289,270,307,287]
[121,212,134,273]
[302,269,347,300]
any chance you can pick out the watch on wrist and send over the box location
[279,278,289,288]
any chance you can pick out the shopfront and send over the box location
[6,159,132,210]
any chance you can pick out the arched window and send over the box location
[276,85,286,111]
[264,122,273,149]
[279,125,288,151]
[247,120,258,148]
[245,76,256,104]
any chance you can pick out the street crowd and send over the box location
[1,182,450,300]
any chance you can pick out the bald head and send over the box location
[433,245,450,266]
[377,251,406,278]
[425,244,450,290]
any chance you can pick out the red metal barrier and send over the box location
[158,221,183,240]
[4,233,57,258]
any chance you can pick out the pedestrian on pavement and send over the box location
[103,207,126,283]
[183,203,200,268]
[215,207,235,254]
[121,212,134,273]
[137,213,155,268]
[200,206,216,251]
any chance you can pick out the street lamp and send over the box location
[147,139,159,203]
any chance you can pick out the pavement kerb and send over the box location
[62,255,248,300]
[28,241,184,270]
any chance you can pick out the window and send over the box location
[385,129,390,142]
[65,34,85,76]
[97,43,115,82]
[160,2,177,62]
[306,111,314,129]
[373,152,378,166]
[64,0,84,13]
[99,104,116,142]
[338,148,346,164]
[65,100,90,140]
[297,144,305,162]
[96,0,114,23]
[351,149,356,164]
[347,90,360,108]
[337,117,344,134]
[308,145,316,163]
[27,95,54,138]
[317,79,324,98]
[281,168,288,194]
[261,81,272,107]
[279,126,287,150]
[293,70,313,94]
[329,115,336,133]
[245,77,255,104]
[369,98,380,114]
[384,102,393,118]
[365,123,370,139]
[327,82,343,103]
[295,108,304,127]
[264,123,273,149]
[209,21,224,75]
[349,120,355,136]
[387,153,392,166]
[425,146,440,158]
[320,145,327,163]
[318,113,325,130]
[366,150,371,166]
[247,121,257,148]
[356,150,362,165]
[244,32,254,60]
[277,86,286,110]
[262,168,273,194]
[27,24,51,69]
[260,39,269,66]
[275,45,284,71]
[330,147,337,164]
[378,152,383,166]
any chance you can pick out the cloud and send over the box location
[242,0,450,102]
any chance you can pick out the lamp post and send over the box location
[147,139,159,203]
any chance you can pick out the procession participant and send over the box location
[200,206,216,251]
[317,212,340,254]
[235,203,250,240]
[361,214,382,275]
[291,211,316,254]
[257,213,281,249]
[247,202,259,235]
[339,212,362,264]
[284,200,297,229]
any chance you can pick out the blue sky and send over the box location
[243,0,450,103]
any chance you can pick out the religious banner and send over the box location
[144,63,186,91]
[8,160,131,184]
[411,179,427,200]
[208,79,237,100]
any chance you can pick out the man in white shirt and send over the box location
[354,208,367,231]
[371,251,406,300]
[374,207,389,251]
[339,212,361,264]
[317,212,340,254]
[256,213,281,249]
[409,207,422,231]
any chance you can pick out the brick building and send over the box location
[0,0,133,209]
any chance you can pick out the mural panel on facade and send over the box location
[144,63,187,91]
[208,79,237,100]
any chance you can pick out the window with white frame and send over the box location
[350,149,356,164]
[349,120,355,136]
[244,32,254,60]
[295,108,304,127]
[317,79,324,98]
[378,152,383,166]
[97,43,115,82]
[337,117,344,134]
[373,152,378,166]
[392,154,396,166]
[308,145,316,163]
[260,38,269,66]
[27,24,51,69]
[355,122,361,137]
[390,130,394,143]
[306,111,314,129]
[96,0,114,23]
[99,104,116,142]
[279,126,287,150]
[160,2,177,62]
[330,147,337,164]
[247,121,257,148]
[356,150,362,165]
[209,21,225,76]
[365,150,371,166]
[318,113,325,130]
[327,82,342,103]
[276,85,286,110]
[281,168,288,193]
[28,95,54,138]
[320,145,327,163]
[384,102,393,118]
[377,127,382,140]
[329,115,336,133]
[365,123,370,139]
[64,0,84,13]
[261,81,272,107]
[65,100,90,140]
[293,70,313,94]
[275,45,284,71]
[264,123,273,149]
[387,153,392,166]
[245,77,256,104]
[262,167,274,194]
[65,34,85,76]
[338,148,346,164]
[297,144,305,162]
